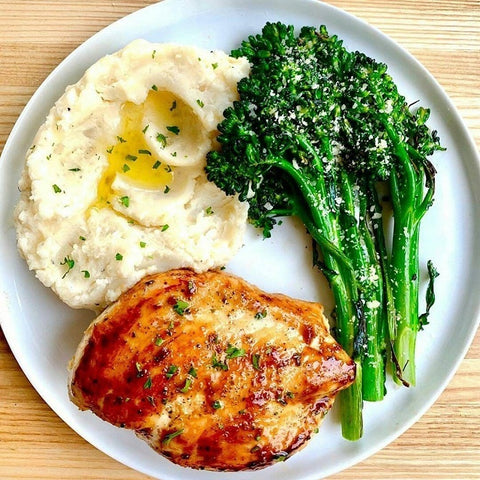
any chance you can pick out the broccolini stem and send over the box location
[357,187,387,401]
[338,172,385,401]
[294,191,363,440]
[290,136,365,437]
[338,361,363,440]
[370,187,397,343]
[284,164,360,353]
[366,183,395,387]
[383,118,427,387]
[405,144,436,220]
[391,206,421,386]
[295,207,359,353]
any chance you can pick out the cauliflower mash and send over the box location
[15,40,250,310]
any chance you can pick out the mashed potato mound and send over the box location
[15,40,250,310]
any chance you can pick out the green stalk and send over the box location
[390,196,415,385]
[379,175,399,342]
[338,172,385,402]
[328,263,363,441]
[358,186,386,401]
[366,182,393,388]
[297,203,358,350]
[292,170,363,441]
[391,181,422,387]
[383,119,422,387]
[338,360,363,440]
[301,212,364,440]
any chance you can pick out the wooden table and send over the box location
[1,1,479,478]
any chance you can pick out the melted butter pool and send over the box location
[94,90,185,208]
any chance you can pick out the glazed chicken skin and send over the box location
[69,269,355,471]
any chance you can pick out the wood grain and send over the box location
[0,1,479,479]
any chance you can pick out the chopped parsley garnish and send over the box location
[154,336,164,346]
[205,206,214,215]
[164,165,172,173]
[166,125,180,135]
[173,300,189,316]
[143,376,152,389]
[122,163,130,173]
[115,253,123,261]
[139,241,146,248]
[212,400,222,409]
[212,62,218,69]
[166,365,178,379]
[68,167,81,172]
[106,146,114,154]
[117,135,127,143]
[255,309,267,320]
[60,256,74,279]
[164,185,171,194]
[161,224,169,232]
[151,84,158,91]
[162,429,184,445]
[138,149,151,155]
[82,270,90,279]
[196,99,204,108]
[225,345,246,359]
[52,184,62,193]
[211,354,228,371]
[142,124,149,134]
[125,154,137,161]
[119,196,129,207]
[46,154,52,160]
[170,100,177,111]
[187,280,196,294]
[188,366,197,378]
[79,236,86,241]
[152,160,161,169]
[156,133,167,147]
[151,49,156,59]
[252,353,261,371]
[180,378,192,393]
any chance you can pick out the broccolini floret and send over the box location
[206,22,443,440]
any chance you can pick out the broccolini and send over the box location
[206,22,443,440]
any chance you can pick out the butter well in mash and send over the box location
[15,40,250,310]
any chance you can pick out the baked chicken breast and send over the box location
[69,269,355,470]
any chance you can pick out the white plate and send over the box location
[1,0,479,478]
